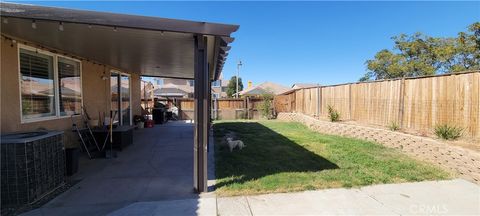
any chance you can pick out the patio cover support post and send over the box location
[207,66,212,153]
[193,34,209,193]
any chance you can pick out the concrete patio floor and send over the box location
[22,121,204,216]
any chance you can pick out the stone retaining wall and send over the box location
[277,112,480,183]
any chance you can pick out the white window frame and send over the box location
[18,44,83,123]
[110,70,132,126]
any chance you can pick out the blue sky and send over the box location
[11,1,480,86]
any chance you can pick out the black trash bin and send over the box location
[152,108,166,124]
[65,148,79,176]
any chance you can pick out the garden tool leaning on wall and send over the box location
[101,110,118,159]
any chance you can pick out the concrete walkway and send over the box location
[22,121,200,216]
[217,179,480,215]
[102,179,480,216]
[95,178,480,215]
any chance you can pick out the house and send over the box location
[153,78,194,98]
[239,81,291,97]
[211,75,229,99]
[153,85,190,98]
[292,83,320,89]
[0,2,238,192]
[150,77,228,99]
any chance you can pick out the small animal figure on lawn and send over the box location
[226,137,246,152]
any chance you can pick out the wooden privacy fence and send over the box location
[275,71,480,138]
[176,98,266,120]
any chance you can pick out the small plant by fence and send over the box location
[275,71,480,138]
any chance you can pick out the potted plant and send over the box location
[133,115,145,129]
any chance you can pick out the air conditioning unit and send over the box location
[1,131,65,207]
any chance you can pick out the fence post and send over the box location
[288,93,291,112]
[302,88,306,114]
[244,97,248,119]
[271,96,276,118]
[318,87,322,117]
[398,77,406,129]
[213,98,217,120]
[316,84,320,119]
[293,90,297,112]
[246,96,250,119]
[349,83,352,120]
[288,91,297,112]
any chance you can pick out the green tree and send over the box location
[362,22,480,81]
[226,76,244,98]
[365,49,406,80]
[452,22,480,71]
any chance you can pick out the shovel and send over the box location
[104,110,118,159]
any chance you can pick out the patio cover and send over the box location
[1,2,237,193]
[0,2,238,80]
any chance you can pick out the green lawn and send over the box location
[213,120,452,196]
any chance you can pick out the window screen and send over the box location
[58,57,82,116]
[19,49,55,119]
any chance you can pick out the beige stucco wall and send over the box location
[131,74,141,117]
[1,37,141,148]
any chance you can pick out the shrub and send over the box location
[327,105,340,122]
[388,121,400,131]
[259,93,275,119]
[434,124,463,140]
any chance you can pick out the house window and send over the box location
[212,80,221,87]
[19,45,82,122]
[20,49,56,120]
[111,71,131,126]
[58,57,82,116]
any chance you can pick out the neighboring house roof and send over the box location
[20,79,50,95]
[292,83,319,89]
[39,87,80,98]
[153,86,189,97]
[154,88,187,95]
[239,82,291,96]
[162,83,193,94]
